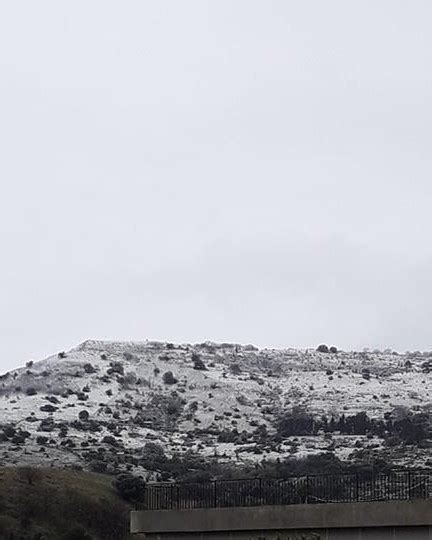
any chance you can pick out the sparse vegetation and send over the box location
[0,339,431,505]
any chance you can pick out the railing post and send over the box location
[408,471,411,500]
[306,476,310,504]
[355,474,359,502]
[214,481,217,508]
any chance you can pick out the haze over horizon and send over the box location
[2,1,432,371]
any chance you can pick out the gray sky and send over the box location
[1,1,432,370]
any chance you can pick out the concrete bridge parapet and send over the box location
[131,499,432,539]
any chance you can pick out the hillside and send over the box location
[0,467,131,539]
[0,340,431,481]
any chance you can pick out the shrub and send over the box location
[166,396,183,416]
[229,363,242,375]
[394,415,428,444]
[276,407,315,437]
[4,425,16,438]
[58,351,67,359]
[36,436,49,445]
[107,362,124,376]
[78,410,90,422]
[163,371,178,385]
[192,352,207,371]
[113,473,146,503]
[26,387,38,396]
[141,442,167,470]
[189,401,199,412]
[362,369,371,380]
[217,429,240,443]
[26,360,34,368]
[40,404,58,412]
[89,460,107,473]
[83,363,96,374]
[102,435,119,447]
[39,418,55,432]
[120,371,137,388]
[329,346,338,354]
[317,344,329,353]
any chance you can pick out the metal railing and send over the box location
[140,470,431,511]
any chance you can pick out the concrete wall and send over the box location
[131,499,432,539]
[135,527,432,539]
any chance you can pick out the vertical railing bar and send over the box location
[408,470,411,500]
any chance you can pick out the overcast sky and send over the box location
[1,1,432,370]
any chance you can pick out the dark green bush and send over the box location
[113,474,146,503]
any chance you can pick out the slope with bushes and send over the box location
[0,467,132,540]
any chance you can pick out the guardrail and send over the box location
[140,470,431,510]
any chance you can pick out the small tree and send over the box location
[317,344,329,353]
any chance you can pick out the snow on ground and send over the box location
[0,340,431,474]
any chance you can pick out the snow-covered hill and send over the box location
[1,340,431,477]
